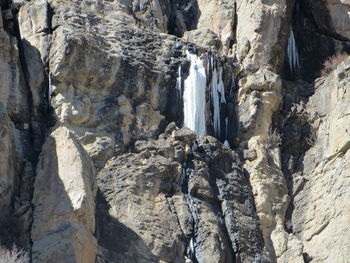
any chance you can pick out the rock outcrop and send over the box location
[281,58,350,263]
[96,128,263,263]
[0,0,349,262]
[31,126,97,263]
[0,103,16,224]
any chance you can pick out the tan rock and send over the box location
[136,103,165,139]
[0,22,28,117]
[235,0,289,73]
[31,126,97,263]
[196,0,235,52]
[183,28,222,49]
[32,223,97,263]
[238,68,282,137]
[172,127,196,145]
[237,68,299,261]
[291,58,350,262]
[18,0,50,111]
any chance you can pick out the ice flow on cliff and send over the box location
[183,51,207,136]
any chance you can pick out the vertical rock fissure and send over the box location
[217,197,237,263]
[12,0,54,157]
[180,161,199,263]
[8,0,55,252]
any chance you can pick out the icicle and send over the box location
[183,51,207,136]
[287,28,300,74]
[224,140,230,147]
[189,236,195,259]
[210,62,226,138]
[48,73,54,103]
[176,65,182,97]
[224,117,229,143]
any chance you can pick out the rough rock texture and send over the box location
[292,0,350,80]
[237,67,303,262]
[234,0,290,74]
[31,126,97,263]
[324,0,350,40]
[195,0,235,52]
[0,0,349,262]
[281,58,350,263]
[0,103,16,224]
[96,128,263,263]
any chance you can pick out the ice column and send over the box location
[287,28,300,73]
[210,60,226,137]
[176,65,182,97]
[183,51,207,136]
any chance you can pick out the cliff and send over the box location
[0,0,349,262]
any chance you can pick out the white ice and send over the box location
[287,28,300,73]
[183,51,207,136]
[176,65,182,97]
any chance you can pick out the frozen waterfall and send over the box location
[287,28,300,73]
[183,51,207,136]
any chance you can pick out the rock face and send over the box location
[324,0,350,40]
[0,0,349,262]
[283,58,350,263]
[31,126,97,263]
[0,103,16,224]
[234,0,290,73]
[96,129,263,263]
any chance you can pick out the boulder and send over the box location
[31,126,97,263]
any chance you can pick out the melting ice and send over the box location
[183,51,207,136]
[287,28,300,73]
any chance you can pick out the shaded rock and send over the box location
[325,0,350,40]
[164,121,178,134]
[238,68,282,138]
[96,135,264,263]
[0,103,16,224]
[96,151,185,263]
[186,136,264,263]
[172,127,196,145]
[289,58,350,262]
[31,126,97,263]
[0,17,29,121]
[18,0,50,112]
